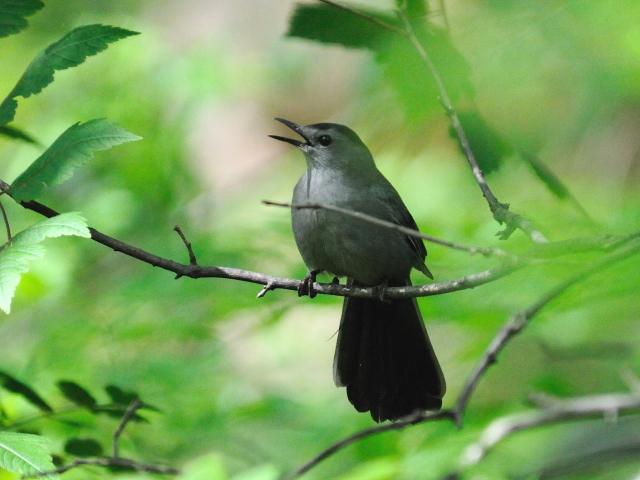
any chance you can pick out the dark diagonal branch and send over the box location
[452,236,640,426]
[282,237,640,479]
[113,399,143,458]
[282,410,453,480]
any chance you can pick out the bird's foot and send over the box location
[298,270,320,298]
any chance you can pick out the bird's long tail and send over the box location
[333,278,445,422]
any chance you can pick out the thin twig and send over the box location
[1,178,634,302]
[0,177,524,300]
[313,0,547,242]
[263,200,513,258]
[113,398,143,458]
[395,8,548,243]
[282,237,640,478]
[282,410,452,480]
[452,237,640,426]
[463,391,640,466]
[31,397,178,478]
[29,457,179,477]
[0,200,12,246]
[317,0,406,35]
[174,225,198,266]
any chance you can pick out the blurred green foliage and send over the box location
[0,1,639,479]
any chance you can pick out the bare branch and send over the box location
[113,398,143,458]
[463,391,640,466]
[453,236,640,425]
[264,200,513,258]
[282,410,453,480]
[30,457,179,477]
[283,237,640,478]
[174,225,198,266]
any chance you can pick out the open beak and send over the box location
[269,118,311,147]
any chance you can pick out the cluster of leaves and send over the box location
[0,1,143,477]
[0,0,140,314]
[0,370,155,478]
[288,0,586,209]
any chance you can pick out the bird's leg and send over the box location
[374,278,390,303]
[298,269,320,298]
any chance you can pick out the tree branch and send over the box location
[452,236,640,426]
[31,397,178,478]
[394,7,548,243]
[281,410,453,480]
[463,390,640,466]
[282,236,640,479]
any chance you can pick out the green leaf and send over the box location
[10,119,141,202]
[105,384,161,412]
[0,370,52,412]
[0,432,58,480]
[286,4,473,123]
[0,24,140,125]
[0,124,40,145]
[0,0,44,39]
[56,381,97,409]
[286,3,395,49]
[64,437,103,457]
[0,212,90,313]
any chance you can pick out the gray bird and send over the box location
[270,118,445,422]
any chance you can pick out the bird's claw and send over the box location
[298,270,319,298]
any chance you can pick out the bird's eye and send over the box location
[318,135,332,146]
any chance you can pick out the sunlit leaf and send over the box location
[0,432,58,480]
[0,212,90,313]
[0,0,44,39]
[0,370,52,412]
[10,119,141,202]
[0,24,139,125]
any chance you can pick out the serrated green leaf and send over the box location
[10,119,141,202]
[0,432,58,480]
[0,24,139,125]
[0,370,52,412]
[0,212,90,313]
[57,381,97,409]
[0,0,44,39]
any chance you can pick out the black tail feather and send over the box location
[333,279,445,422]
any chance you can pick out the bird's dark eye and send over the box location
[318,135,332,146]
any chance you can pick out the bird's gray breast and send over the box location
[291,168,415,285]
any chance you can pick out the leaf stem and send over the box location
[0,200,12,246]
